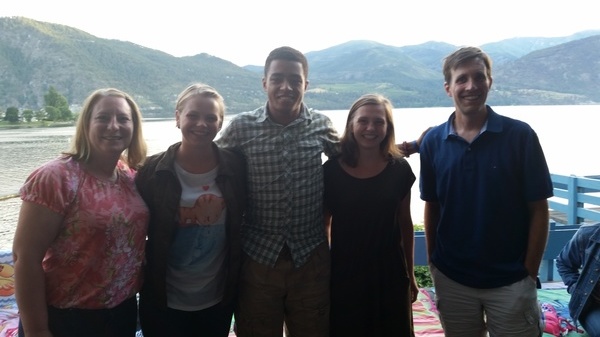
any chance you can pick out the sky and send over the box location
[3,0,599,67]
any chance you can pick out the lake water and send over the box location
[0,105,598,249]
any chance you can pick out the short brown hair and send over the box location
[442,46,492,84]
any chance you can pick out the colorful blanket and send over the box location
[538,288,588,337]
[413,288,445,336]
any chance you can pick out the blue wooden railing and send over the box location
[548,174,600,225]
[414,174,600,282]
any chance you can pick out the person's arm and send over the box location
[423,201,440,261]
[13,201,63,337]
[399,127,432,157]
[397,192,418,302]
[556,228,585,293]
[399,141,418,157]
[524,199,550,280]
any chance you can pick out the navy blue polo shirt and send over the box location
[419,106,553,288]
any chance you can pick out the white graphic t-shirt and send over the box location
[167,162,227,311]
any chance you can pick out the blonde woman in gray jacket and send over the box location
[135,83,246,337]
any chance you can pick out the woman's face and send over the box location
[88,96,134,157]
[350,103,388,151]
[176,95,222,147]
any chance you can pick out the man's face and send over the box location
[444,57,492,117]
[263,59,308,122]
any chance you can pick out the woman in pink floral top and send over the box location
[12,88,149,337]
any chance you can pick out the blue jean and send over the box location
[580,305,600,336]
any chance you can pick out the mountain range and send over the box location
[1,16,599,117]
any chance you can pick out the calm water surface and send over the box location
[0,105,598,249]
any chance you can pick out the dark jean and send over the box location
[19,296,138,337]
[139,297,233,337]
[580,305,600,336]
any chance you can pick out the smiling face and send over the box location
[176,95,222,148]
[350,103,388,151]
[263,59,308,125]
[444,57,493,117]
[87,96,134,158]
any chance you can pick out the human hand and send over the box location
[410,277,419,303]
[399,141,412,157]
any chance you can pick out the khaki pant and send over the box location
[235,242,330,337]
[431,265,542,337]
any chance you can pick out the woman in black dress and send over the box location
[324,94,417,337]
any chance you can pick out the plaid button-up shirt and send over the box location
[217,103,340,267]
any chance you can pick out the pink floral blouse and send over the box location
[20,156,149,309]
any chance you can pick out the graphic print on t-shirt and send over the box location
[178,193,225,226]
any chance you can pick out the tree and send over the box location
[45,106,60,121]
[4,107,19,122]
[60,107,72,121]
[44,86,73,121]
[22,109,34,122]
[35,109,46,121]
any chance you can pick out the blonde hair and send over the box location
[66,88,147,167]
[175,83,226,127]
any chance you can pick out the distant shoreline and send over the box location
[0,118,178,130]
[0,121,75,129]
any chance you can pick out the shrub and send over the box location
[415,266,433,288]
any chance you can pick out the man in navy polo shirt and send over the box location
[419,46,553,337]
